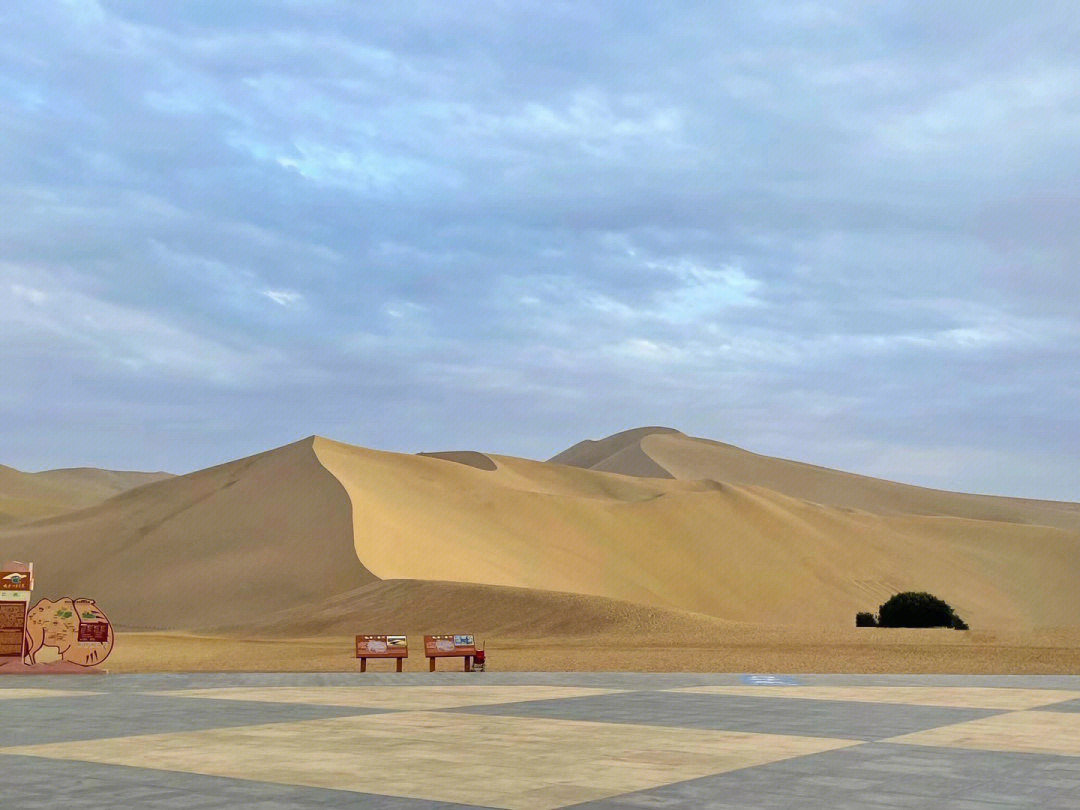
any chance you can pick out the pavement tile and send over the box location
[569,742,1080,810]
[0,691,388,745]
[450,689,1002,740]
[1,711,858,810]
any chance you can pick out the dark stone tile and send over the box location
[0,754,488,809]
[450,690,1003,741]
[1035,699,1080,713]
[570,743,1080,810]
[0,692,385,745]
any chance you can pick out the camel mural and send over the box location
[24,597,113,667]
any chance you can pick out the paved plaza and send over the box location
[2,672,1080,808]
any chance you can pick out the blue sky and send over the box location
[2,1,1079,499]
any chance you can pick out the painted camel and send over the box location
[24,597,114,667]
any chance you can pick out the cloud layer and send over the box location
[2,1,1078,498]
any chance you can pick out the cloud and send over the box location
[262,289,303,307]
[0,0,1077,498]
[2,264,285,385]
[10,284,47,305]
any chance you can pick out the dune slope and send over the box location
[236,579,733,638]
[0,464,171,525]
[0,439,373,629]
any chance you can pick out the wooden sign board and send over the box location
[1,565,33,592]
[0,563,32,660]
[0,603,27,658]
[355,634,408,672]
[424,634,478,671]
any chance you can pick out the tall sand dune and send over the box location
[314,436,1080,630]
[2,431,1079,637]
[0,439,373,629]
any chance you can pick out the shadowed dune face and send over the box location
[417,451,498,471]
[2,430,1080,638]
[548,426,681,472]
[236,579,733,638]
[0,439,374,630]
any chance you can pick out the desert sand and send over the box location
[3,427,1079,673]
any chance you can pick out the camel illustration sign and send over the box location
[1,560,114,672]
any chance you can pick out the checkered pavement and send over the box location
[2,675,1080,809]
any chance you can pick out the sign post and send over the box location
[424,634,477,672]
[355,635,408,672]
[0,561,33,665]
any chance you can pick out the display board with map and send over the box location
[355,634,408,672]
[424,634,478,671]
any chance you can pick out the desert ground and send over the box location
[3,427,1080,673]
[101,626,1080,674]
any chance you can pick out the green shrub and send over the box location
[877,591,967,630]
[855,611,877,627]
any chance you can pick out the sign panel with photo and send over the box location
[355,634,409,658]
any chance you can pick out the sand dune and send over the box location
[2,430,1079,640]
[553,428,1080,532]
[549,426,680,475]
[0,463,171,525]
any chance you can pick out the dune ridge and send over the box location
[554,429,1080,532]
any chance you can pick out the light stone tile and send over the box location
[0,689,99,700]
[150,684,622,710]
[885,710,1080,757]
[0,711,863,810]
[670,685,1080,711]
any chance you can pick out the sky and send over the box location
[2,1,1079,499]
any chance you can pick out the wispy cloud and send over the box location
[262,289,303,307]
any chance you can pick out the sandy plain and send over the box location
[100,626,1080,674]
